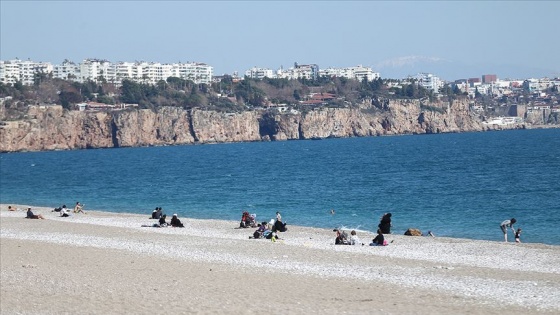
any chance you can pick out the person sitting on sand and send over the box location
[350,230,364,245]
[334,229,350,245]
[60,206,70,217]
[251,222,269,239]
[159,214,168,227]
[370,229,386,246]
[74,202,86,214]
[170,214,184,228]
[155,207,163,220]
[26,208,45,219]
[151,209,158,219]
[500,218,517,242]
[272,219,287,233]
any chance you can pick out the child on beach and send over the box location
[515,228,522,243]
[350,230,364,246]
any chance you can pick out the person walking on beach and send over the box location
[500,218,517,242]
[378,213,392,234]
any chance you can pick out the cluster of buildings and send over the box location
[1,58,558,104]
[0,58,382,87]
[451,76,560,99]
[245,63,380,82]
[0,58,214,85]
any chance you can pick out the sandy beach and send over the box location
[1,204,559,314]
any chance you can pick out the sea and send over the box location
[1,129,559,245]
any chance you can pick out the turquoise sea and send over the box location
[1,129,559,245]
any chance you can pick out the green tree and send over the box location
[120,79,143,103]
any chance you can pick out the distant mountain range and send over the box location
[374,56,558,81]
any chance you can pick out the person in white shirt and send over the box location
[60,206,70,217]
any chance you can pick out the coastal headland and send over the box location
[2,98,558,153]
[1,204,559,314]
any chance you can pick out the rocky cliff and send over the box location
[0,98,548,153]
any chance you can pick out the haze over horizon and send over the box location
[1,1,558,81]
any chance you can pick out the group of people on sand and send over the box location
[144,207,184,228]
[12,204,525,244]
[247,211,288,241]
[21,201,86,220]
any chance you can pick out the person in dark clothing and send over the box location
[272,219,287,232]
[26,208,45,219]
[170,214,184,228]
[159,214,168,227]
[378,212,392,234]
[371,229,385,246]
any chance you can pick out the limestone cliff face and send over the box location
[0,98,552,153]
[112,107,194,147]
[190,110,262,143]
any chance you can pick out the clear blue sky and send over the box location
[1,1,558,80]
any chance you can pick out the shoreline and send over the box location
[1,204,559,314]
[4,203,559,247]
[2,124,559,154]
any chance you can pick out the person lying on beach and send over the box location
[8,206,16,211]
[26,208,45,219]
[170,214,184,228]
[370,229,387,246]
[74,202,86,214]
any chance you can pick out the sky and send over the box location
[1,1,559,81]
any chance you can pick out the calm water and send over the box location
[1,129,559,245]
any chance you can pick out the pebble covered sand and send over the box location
[1,204,559,314]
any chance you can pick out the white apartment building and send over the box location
[416,73,443,93]
[171,63,213,84]
[79,59,114,83]
[245,67,275,79]
[0,59,53,85]
[2,58,214,86]
[319,65,380,82]
[277,63,319,80]
[53,60,80,80]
